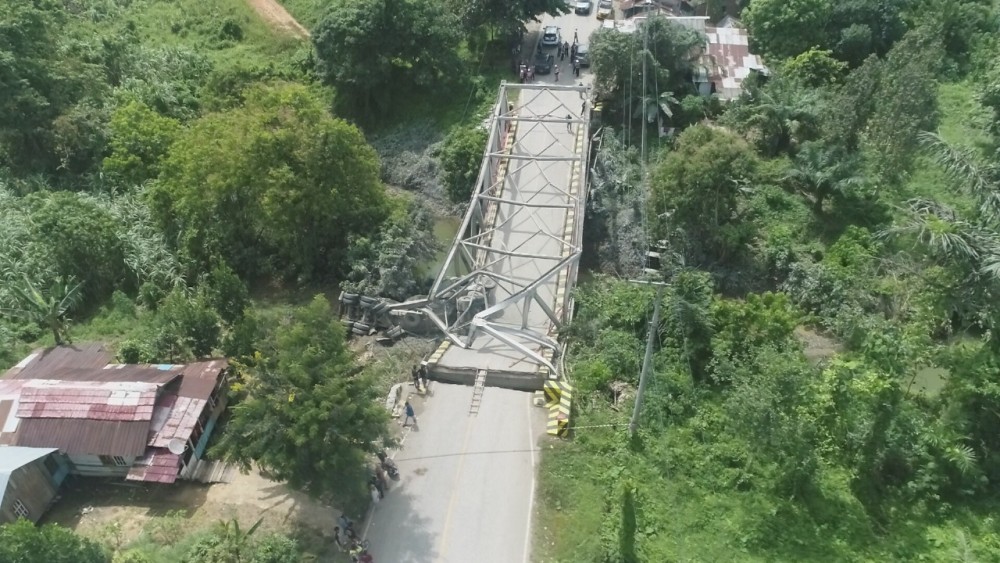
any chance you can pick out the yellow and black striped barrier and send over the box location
[544,380,572,437]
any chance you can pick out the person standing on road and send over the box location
[562,41,569,59]
[573,59,581,77]
[333,527,345,552]
[403,401,417,426]
[573,29,579,43]
[566,114,573,134]
[554,65,560,82]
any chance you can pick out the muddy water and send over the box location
[419,216,462,279]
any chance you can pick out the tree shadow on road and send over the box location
[364,485,437,563]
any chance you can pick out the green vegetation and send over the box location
[548,6,1000,562]
[213,296,393,505]
[0,0,552,544]
[0,519,106,563]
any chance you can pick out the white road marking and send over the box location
[522,397,537,563]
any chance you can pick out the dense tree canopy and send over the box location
[313,0,463,118]
[449,0,569,42]
[149,83,388,280]
[0,0,102,175]
[651,125,759,264]
[214,296,392,502]
[589,17,704,126]
[0,519,107,563]
[744,0,909,65]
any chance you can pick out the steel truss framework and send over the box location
[417,82,591,375]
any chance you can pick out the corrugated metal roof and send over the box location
[0,446,58,506]
[148,395,207,448]
[1,345,228,463]
[126,449,181,484]
[704,25,765,100]
[16,418,151,456]
[16,381,159,422]
[178,361,227,400]
[0,446,58,472]
[3,344,113,379]
[12,365,182,384]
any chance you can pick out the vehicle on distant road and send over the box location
[575,43,590,66]
[534,52,554,74]
[575,0,592,15]
[541,26,561,47]
[596,0,613,19]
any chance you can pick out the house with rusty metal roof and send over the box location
[0,344,229,485]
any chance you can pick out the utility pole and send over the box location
[630,7,664,439]
[629,281,666,438]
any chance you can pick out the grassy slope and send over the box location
[65,0,306,67]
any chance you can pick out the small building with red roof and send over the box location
[0,343,229,484]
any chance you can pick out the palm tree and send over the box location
[724,80,822,156]
[785,141,865,214]
[3,277,84,345]
[631,91,678,125]
[663,269,713,380]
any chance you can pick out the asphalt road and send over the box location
[364,383,548,562]
[363,10,606,563]
[533,3,606,88]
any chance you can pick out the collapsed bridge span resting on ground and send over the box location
[393,82,592,389]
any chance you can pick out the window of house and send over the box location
[99,455,129,467]
[12,499,29,520]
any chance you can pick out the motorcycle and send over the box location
[350,539,374,563]
[377,451,400,480]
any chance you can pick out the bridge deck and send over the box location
[430,85,589,388]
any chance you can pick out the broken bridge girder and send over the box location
[414,81,590,378]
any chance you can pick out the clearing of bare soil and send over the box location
[795,325,843,364]
[247,0,310,38]
[44,468,336,550]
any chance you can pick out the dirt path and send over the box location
[45,468,337,553]
[247,0,310,38]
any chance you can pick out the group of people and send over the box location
[556,35,583,80]
[411,363,428,393]
[334,515,373,562]
[515,28,586,83]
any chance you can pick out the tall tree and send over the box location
[149,83,388,281]
[589,16,704,123]
[103,100,182,187]
[451,0,568,42]
[0,0,104,176]
[861,26,942,186]
[785,141,865,213]
[313,0,462,118]
[25,191,127,301]
[213,296,392,501]
[743,0,833,61]
[651,125,758,264]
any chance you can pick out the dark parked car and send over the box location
[575,0,592,14]
[534,52,554,74]
[575,44,590,66]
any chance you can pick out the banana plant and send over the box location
[2,277,84,345]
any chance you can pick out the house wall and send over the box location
[192,388,229,461]
[0,458,59,524]
[68,454,134,477]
